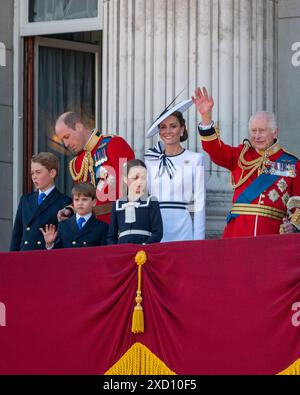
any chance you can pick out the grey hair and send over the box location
[248,111,277,131]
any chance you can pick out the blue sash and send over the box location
[227,152,297,223]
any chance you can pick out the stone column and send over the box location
[102,0,278,237]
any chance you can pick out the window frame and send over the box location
[20,0,103,36]
[33,36,101,154]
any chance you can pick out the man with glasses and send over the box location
[192,86,300,237]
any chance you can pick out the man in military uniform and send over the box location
[55,112,135,224]
[192,86,300,237]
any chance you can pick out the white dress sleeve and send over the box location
[193,153,206,240]
[144,157,152,196]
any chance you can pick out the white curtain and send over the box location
[30,0,98,22]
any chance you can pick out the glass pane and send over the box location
[37,45,95,196]
[48,31,102,45]
[29,0,98,22]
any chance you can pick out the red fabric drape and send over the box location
[0,235,300,374]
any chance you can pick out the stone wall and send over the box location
[0,0,14,251]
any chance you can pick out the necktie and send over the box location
[77,217,86,230]
[38,192,46,206]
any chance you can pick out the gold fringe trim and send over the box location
[131,251,147,334]
[104,342,176,375]
[278,359,300,375]
[69,150,96,186]
[69,129,102,187]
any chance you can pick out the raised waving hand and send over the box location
[192,87,214,125]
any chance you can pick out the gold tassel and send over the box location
[278,359,300,375]
[104,342,176,375]
[132,251,147,334]
[132,293,144,333]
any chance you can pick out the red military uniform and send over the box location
[69,130,135,223]
[199,126,300,237]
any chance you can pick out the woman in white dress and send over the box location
[144,100,205,242]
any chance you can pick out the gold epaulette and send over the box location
[84,129,102,152]
[282,148,300,161]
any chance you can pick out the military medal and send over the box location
[264,160,296,178]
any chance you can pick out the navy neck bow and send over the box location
[145,142,176,179]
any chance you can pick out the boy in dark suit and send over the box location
[41,183,108,249]
[10,152,72,251]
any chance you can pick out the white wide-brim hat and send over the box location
[146,98,193,138]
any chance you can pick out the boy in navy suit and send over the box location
[10,152,72,251]
[41,183,108,249]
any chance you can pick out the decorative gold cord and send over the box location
[131,251,147,334]
[230,142,265,189]
[69,151,96,186]
[68,129,102,187]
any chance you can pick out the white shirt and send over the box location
[75,212,92,228]
[39,185,55,197]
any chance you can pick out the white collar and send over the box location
[75,212,92,224]
[39,185,55,196]
[116,195,151,210]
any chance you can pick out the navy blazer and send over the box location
[54,215,108,248]
[107,195,163,245]
[10,188,72,251]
